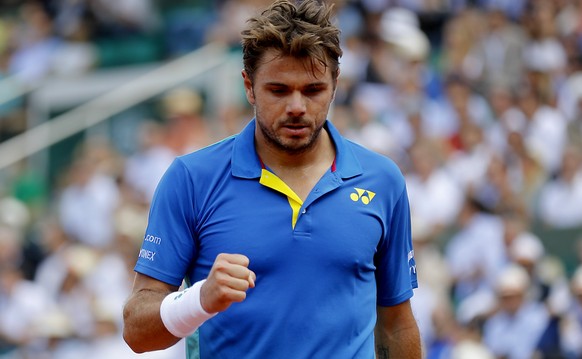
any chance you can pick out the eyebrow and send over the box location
[263,82,329,88]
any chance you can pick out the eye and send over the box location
[267,86,288,95]
[304,85,325,95]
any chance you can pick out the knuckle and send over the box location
[216,285,230,299]
[238,255,250,266]
[213,260,228,272]
[215,253,229,264]
[215,274,230,287]
[233,291,247,303]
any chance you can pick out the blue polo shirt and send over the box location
[135,119,417,359]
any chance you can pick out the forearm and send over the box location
[375,302,422,359]
[375,323,422,359]
[123,288,181,353]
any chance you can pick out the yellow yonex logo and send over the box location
[350,188,376,205]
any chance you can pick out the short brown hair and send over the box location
[241,0,342,82]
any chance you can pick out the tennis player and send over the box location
[123,1,421,358]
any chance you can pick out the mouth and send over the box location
[281,124,309,136]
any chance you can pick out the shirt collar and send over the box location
[231,118,362,179]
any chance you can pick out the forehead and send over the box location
[253,49,331,84]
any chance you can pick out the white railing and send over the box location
[0,42,239,171]
[0,75,34,106]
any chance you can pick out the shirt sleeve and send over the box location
[375,186,417,306]
[134,158,198,287]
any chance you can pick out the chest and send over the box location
[192,174,388,278]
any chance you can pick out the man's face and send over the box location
[498,291,524,315]
[243,49,336,155]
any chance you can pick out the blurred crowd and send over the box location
[1,0,582,358]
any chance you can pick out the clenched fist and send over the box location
[200,253,256,313]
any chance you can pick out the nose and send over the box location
[286,91,306,117]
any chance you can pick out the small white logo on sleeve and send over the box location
[144,234,162,245]
[408,250,416,275]
[139,249,157,261]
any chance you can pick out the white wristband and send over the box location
[160,279,217,338]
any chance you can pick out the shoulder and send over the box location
[179,135,235,163]
[343,138,406,187]
[175,136,236,174]
[155,136,237,193]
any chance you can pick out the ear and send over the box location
[242,70,255,106]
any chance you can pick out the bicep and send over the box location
[131,272,180,295]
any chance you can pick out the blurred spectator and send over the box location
[445,122,494,191]
[436,73,493,144]
[557,55,582,125]
[445,195,505,303]
[379,7,430,64]
[215,101,254,139]
[161,87,213,155]
[471,153,528,215]
[482,264,550,359]
[450,338,495,359]
[505,218,571,315]
[33,217,72,301]
[8,1,61,85]
[440,10,486,84]
[89,0,159,37]
[372,7,443,158]
[0,224,56,358]
[123,120,175,203]
[503,211,545,274]
[334,2,368,105]
[485,83,523,146]
[515,85,568,175]
[521,1,567,101]
[159,1,217,57]
[559,266,582,358]
[348,111,397,158]
[405,139,464,237]
[50,10,97,77]
[57,155,120,249]
[351,7,433,120]
[468,7,526,94]
[536,143,582,228]
[206,0,271,48]
[568,96,582,148]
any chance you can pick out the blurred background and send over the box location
[1,0,582,358]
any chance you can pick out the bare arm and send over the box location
[375,300,422,359]
[122,273,180,353]
[122,254,256,353]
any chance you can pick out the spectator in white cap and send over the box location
[451,340,494,359]
[379,7,430,63]
[351,6,434,135]
[482,264,550,359]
